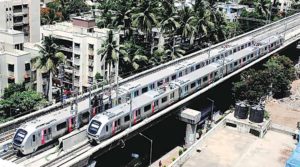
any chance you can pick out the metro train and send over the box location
[87,35,284,144]
[12,35,280,155]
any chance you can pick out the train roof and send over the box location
[259,35,280,45]
[227,36,253,47]
[226,46,258,62]
[19,97,90,133]
[135,63,188,86]
[171,64,218,85]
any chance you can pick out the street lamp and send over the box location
[139,133,153,166]
[207,98,215,122]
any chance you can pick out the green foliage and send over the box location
[95,72,103,82]
[3,83,25,99]
[178,149,183,156]
[264,110,270,120]
[0,90,47,118]
[172,157,176,161]
[233,55,296,103]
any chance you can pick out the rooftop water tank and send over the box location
[249,105,264,123]
[234,101,249,119]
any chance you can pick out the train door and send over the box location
[133,109,141,124]
[181,85,189,97]
[112,118,121,135]
[68,117,75,133]
[152,100,158,113]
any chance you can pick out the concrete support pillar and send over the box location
[185,123,197,148]
[36,69,43,93]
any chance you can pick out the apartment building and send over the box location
[0,29,35,95]
[41,16,118,93]
[0,0,40,42]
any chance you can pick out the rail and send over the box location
[0,12,300,139]
[59,35,300,167]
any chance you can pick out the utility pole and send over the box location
[58,63,64,105]
[139,133,153,166]
[207,98,215,122]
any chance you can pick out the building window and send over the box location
[8,64,14,72]
[142,87,148,93]
[89,55,94,60]
[74,54,80,59]
[8,78,15,84]
[24,14,28,17]
[88,44,94,50]
[74,43,80,48]
[25,63,30,71]
[23,4,28,8]
[6,8,8,11]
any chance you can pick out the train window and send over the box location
[271,43,274,47]
[154,100,159,107]
[117,119,121,126]
[229,50,232,55]
[179,72,182,77]
[248,42,251,46]
[124,115,130,122]
[210,73,213,78]
[243,57,246,62]
[197,79,201,85]
[171,75,176,80]
[241,45,244,49]
[214,72,218,76]
[157,80,163,87]
[191,82,196,88]
[234,61,238,66]
[216,56,220,60]
[170,92,175,99]
[82,112,89,119]
[142,87,148,93]
[161,96,168,103]
[233,48,237,53]
[144,105,151,112]
[247,55,250,59]
[134,90,139,97]
[196,64,200,69]
[203,76,208,82]
[225,52,228,57]
[33,135,35,142]
[57,122,67,131]
[190,67,194,72]
[150,83,155,90]
[251,54,254,58]
[136,109,141,115]
[165,77,169,83]
[265,47,267,50]
[106,125,108,132]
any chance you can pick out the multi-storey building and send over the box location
[0,0,40,42]
[0,29,35,95]
[41,16,118,93]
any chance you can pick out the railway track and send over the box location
[17,19,300,167]
[0,12,299,144]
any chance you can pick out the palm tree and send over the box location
[178,7,197,44]
[132,0,159,42]
[31,36,65,102]
[98,30,122,82]
[255,0,271,18]
[165,36,185,60]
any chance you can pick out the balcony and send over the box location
[88,48,94,55]
[74,69,80,76]
[60,46,73,53]
[88,71,93,77]
[88,60,94,66]
[73,58,80,65]
[8,71,15,78]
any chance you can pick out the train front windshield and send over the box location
[88,120,101,135]
[13,129,27,145]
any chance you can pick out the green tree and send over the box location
[98,30,121,82]
[3,83,25,99]
[31,36,65,101]
[0,90,47,117]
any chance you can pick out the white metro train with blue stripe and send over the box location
[87,35,284,144]
[12,35,283,155]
